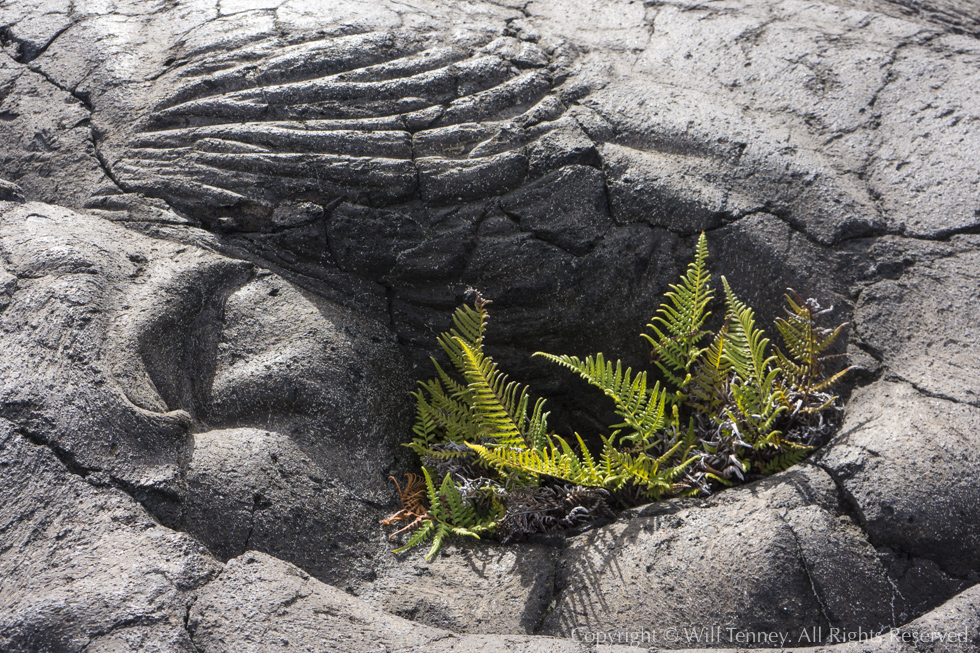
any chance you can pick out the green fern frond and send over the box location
[643,232,713,388]
[811,367,852,393]
[575,433,600,479]
[722,277,786,443]
[393,520,435,555]
[723,278,776,388]
[774,293,815,364]
[676,416,700,462]
[393,468,497,561]
[411,390,440,445]
[774,290,853,411]
[535,352,667,450]
[613,451,672,497]
[609,440,698,501]
[436,298,488,370]
[599,435,622,485]
[424,466,447,521]
[774,350,808,383]
[405,443,470,460]
[761,447,812,475]
[705,473,733,487]
[467,435,607,488]
[456,337,531,448]
[410,292,552,466]
[426,526,448,561]
[686,323,731,418]
[814,322,848,357]
[410,379,485,448]
[526,397,551,451]
[751,427,784,450]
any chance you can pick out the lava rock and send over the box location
[0,0,978,647]
[818,381,980,579]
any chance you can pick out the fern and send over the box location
[389,235,854,560]
[407,291,550,462]
[392,468,498,561]
[608,437,699,501]
[761,447,812,475]
[643,232,713,391]
[467,434,608,488]
[380,473,431,541]
[534,352,667,450]
[775,290,853,412]
[686,323,731,419]
[409,379,484,458]
[721,277,786,447]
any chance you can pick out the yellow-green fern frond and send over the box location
[761,447,812,475]
[810,367,852,393]
[409,378,487,456]
[409,292,552,466]
[393,469,497,561]
[456,337,535,448]
[535,352,667,450]
[722,277,786,442]
[774,290,853,408]
[436,294,489,370]
[643,232,714,388]
[467,435,607,488]
[608,439,699,501]
[686,323,731,419]
[393,520,436,556]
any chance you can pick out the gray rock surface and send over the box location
[186,551,980,653]
[0,0,979,649]
[361,537,562,635]
[540,465,925,644]
[0,417,220,652]
[0,59,110,209]
[0,200,413,590]
[818,381,980,578]
[185,427,390,588]
[852,238,980,406]
[188,550,646,653]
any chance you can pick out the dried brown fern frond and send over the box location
[381,473,431,541]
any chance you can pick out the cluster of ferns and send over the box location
[382,234,852,561]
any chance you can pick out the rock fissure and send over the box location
[383,282,397,329]
[181,567,226,653]
[0,18,76,65]
[530,541,566,635]
[242,500,258,556]
[910,220,980,242]
[23,62,90,110]
[817,440,976,583]
[83,614,168,648]
[6,417,190,533]
[814,460,873,537]
[778,511,836,630]
[90,138,127,195]
[7,419,93,480]
[715,140,748,215]
[883,573,908,626]
[0,47,128,198]
[184,603,204,653]
[887,373,979,408]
